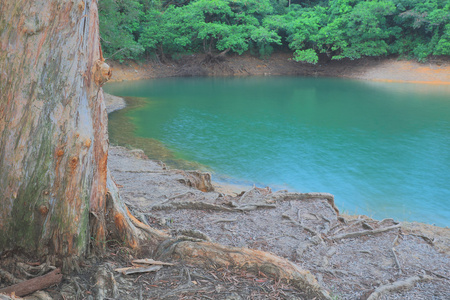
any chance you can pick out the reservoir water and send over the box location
[105,77,450,227]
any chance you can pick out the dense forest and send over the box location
[99,0,450,63]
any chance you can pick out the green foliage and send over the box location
[293,49,319,63]
[99,0,450,62]
[99,0,145,61]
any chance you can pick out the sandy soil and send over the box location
[108,53,450,84]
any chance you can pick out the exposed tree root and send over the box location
[366,275,433,300]
[94,265,119,300]
[153,200,277,212]
[178,170,214,192]
[331,224,401,240]
[266,192,340,215]
[16,263,55,278]
[154,239,331,299]
[391,248,402,274]
[152,201,234,212]
[105,170,169,250]
[103,169,338,299]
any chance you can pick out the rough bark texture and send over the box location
[0,0,114,261]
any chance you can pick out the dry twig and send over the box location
[366,275,433,300]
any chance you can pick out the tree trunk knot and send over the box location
[94,60,112,87]
[39,205,49,216]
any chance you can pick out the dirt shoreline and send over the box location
[108,53,450,84]
[105,145,450,299]
[102,55,450,299]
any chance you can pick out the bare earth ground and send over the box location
[104,146,450,300]
[1,55,449,300]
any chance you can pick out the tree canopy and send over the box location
[99,0,450,63]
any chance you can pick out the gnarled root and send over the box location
[105,170,169,251]
[155,239,331,300]
[367,275,433,300]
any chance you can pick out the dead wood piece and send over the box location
[158,240,331,299]
[411,233,434,245]
[366,275,433,300]
[152,201,233,212]
[362,222,374,230]
[391,248,402,274]
[331,224,401,240]
[235,203,277,211]
[132,259,175,266]
[212,218,237,224]
[0,269,62,297]
[377,218,397,225]
[115,265,162,275]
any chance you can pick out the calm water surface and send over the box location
[105,77,450,227]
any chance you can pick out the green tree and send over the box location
[99,0,145,61]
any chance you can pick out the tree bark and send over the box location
[0,0,129,263]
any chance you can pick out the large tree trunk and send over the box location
[0,0,122,263]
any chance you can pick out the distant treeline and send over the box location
[99,0,450,63]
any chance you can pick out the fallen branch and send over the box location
[212,218,237,224]
[132,259,175,266]
[235,203,277,211]
[115,265,162,275]
[366,275,433,300]
[391,248,402,274]
[331,224,401,240]
[0,268,62,297]
[411,233,434,245]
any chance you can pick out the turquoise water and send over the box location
[105,77,450,227]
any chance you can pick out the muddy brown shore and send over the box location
[108,53,450,85]
[103,52,450,299]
